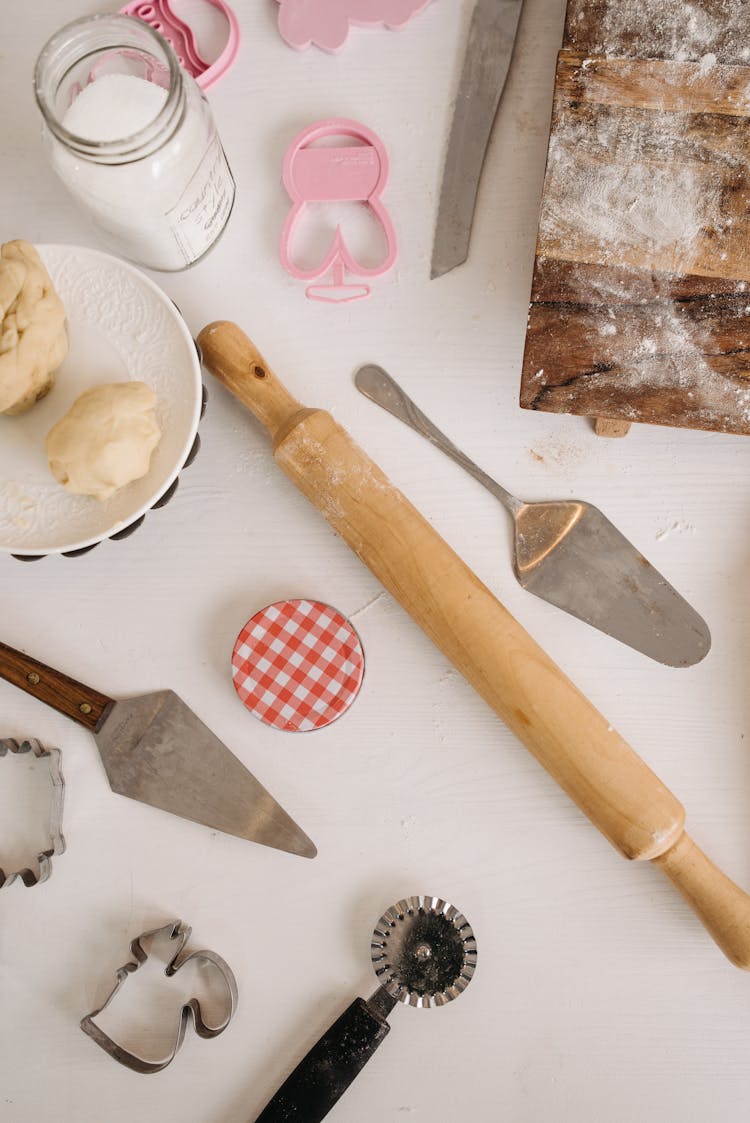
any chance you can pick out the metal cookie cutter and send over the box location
[0,737,65,888]
[80,920,238,1074]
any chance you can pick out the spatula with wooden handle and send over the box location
[0,639,316,858]
[197,320,750,968]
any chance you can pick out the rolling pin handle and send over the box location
[196,321,310,443]
[653,833,750,969]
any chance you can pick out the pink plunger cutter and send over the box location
[280,118,398,303]
[120,0,240,88]
[275,0,432,52]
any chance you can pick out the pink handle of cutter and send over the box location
[120,0,240,89]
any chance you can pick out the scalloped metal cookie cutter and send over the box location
[80,920,238,1074]
[0,738,65,888]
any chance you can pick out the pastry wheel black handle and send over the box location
[254,996,392,1122]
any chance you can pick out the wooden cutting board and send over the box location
[520,0,750,436]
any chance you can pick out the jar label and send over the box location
[167,136,235,265]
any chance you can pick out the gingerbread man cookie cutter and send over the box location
[280,118,398,303]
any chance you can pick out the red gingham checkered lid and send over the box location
[231,599,365,732]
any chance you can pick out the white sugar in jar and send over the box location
[34,14,235,271]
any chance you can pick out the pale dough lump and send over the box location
[0,240,68,415]
[46,381,161,501]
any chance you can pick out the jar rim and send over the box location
[33,13,183,159]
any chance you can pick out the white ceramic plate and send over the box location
[0,244,202,555]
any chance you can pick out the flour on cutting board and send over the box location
[549,263,750,425]
[573,0,748,62]
[539,109,724,275]
[535,40,750,427]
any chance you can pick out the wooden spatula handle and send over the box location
[198,321,750,970]
[0,640,113,731]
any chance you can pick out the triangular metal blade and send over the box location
[431,0,524,278]
[94,690,316,858]
[514,503,711,667]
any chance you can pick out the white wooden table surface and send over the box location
[2,3,750,1121]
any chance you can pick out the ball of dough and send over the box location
[0,240,68,415]
[45,382,161,501]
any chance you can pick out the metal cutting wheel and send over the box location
[370,895,477,1007]
[255,895,477,1122]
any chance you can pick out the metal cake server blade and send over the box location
[431,0,524,278]
[95,691,316,857]
[512,501,711,667]
[355,364,711,667]
[0,642,316,858]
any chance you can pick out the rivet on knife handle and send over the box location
[0,640,113,731]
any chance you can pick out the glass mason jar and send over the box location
[34,14,235,271]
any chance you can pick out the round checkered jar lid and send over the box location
[231,599,365,732]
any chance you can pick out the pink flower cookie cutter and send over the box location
[280,119,398,304]
[119,0,240,88]
[275,0,432,53]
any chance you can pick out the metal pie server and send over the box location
[254,896,477,1122]
[0,640,316,858]
[431,0,524,278]
[355,364,711,667]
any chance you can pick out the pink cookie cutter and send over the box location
[119,0,240,88]
[280,119,398,304]
[275,0,432,53]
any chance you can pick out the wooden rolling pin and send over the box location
[198,320,750,968]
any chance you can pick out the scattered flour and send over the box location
[698,51,717,75]
[656,520,696,541]
[540,116,722,276]
[570,0,747,64]
[533,8,750,432]
[527,437,586,470]
[571,265,750,425]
